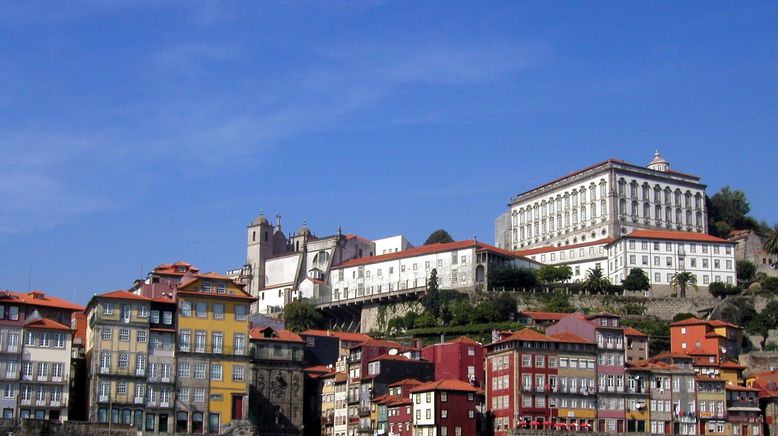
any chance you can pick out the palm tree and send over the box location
[670,271,698,298]
[763,224,778,259]
[582,266,611,294]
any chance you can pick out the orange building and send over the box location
[669,318,742,362]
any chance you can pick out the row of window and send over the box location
[627,255,732,270]
[335,256,470,283]
[95,408,223,434]
[514,180,608,223]
[16,362,66,380]
[3,384,63,403]
[178,330,245,355]
[623,240,732,255]
[516,202,606,242]
[617,200,704,228]
[179,301,247,321]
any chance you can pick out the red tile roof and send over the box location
[614,229,732,244]
[250,326,304,343]
[518,311,572,322]
[515,238,614,257]
[195,272,233,280]
[152,261,200,275]
[369,354,416,363]
[72,312,86,345]
[725,384,760,392]
[548,332,593,344]
[24,317,71,331]
[624,327,648,337]
[301,329,373,343]
[447,336,479,345]
[175,289,256,301]
[334,240,534,269]
[388,378,423,388]
[719,361,746,370]
[410,379,478,393]
[0,290,84,311]
[350,338,404,350]
[492,328,556,345]
[95,290,150,301]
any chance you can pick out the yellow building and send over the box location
[547,332,597,430]
[697,375,727,435]
[175,272,255,433]
[85,290,152,428]
[320,371,338,436]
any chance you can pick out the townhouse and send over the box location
[410,380,480,436]
[0,290,82,422]
[421,336,484,387]
[670,317,744,363]
[546,332,598,430]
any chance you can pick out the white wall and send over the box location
[373,235,413,255]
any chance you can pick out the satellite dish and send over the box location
[388,348,398,356]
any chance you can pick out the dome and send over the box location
[298,222,310,235]
[647,150,669,172]
[251,211,269,226]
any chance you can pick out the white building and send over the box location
[373,235,413,256]
[606,229,736,295]
[328,240,539,303]
[495,151,707,251]
[516,239,612,283]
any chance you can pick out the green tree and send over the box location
[720,298,756,328]
[670,271,697,298]
[449,299,473,326]
[763,224,778,257]
[536,265,573,284]
[736,260,757,286]
[488,267,538,290]
[542,291,576,313]
[581,266,610,294]
[707,187,761,237]
[282,299,323,332]
[762,276,778,292]
[424,229,454,245]
[622,268,651,293]
[421,269,441,316]
[708,282,742,299]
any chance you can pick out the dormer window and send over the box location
[216,283,226,294]
[31,291,44,300]
[202,282,212,292]
[176,266,186,273]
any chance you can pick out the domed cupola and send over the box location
[647,150,669,172]
[250,210,270,226]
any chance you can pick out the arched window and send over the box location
[619,199,627,216]
[192,412,204,433]
[580,187,587,204]
[512,211,518,227]
[618,179,626,196]
[675,208,682,225]
[643,203,651,219]
[654,186,662,203]
[674,189,682,206]
[136,354,146,372]
[589,184,597,201]
[571,189,579,208]
[696,212,703,227]
[686,210,692,226]
[664,187,672,204]
[580,206,587,222]
[685,192,692,209]
[591,202,597,219]
[655,205,662,223]
[665,207,672,223]
[695,193,702,210]
[630,181,638,198]
[631,201,639,218]
[252,232,256,242]
[100,352,111,369]
[118,353,128,368]
[264,231,268,242]
[642,183,650,201]
[600,180,607,198]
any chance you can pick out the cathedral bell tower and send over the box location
[246,210,273,297]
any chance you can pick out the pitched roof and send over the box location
[515,238,614,257]
[301,329,372,343]
[175,289,256,301]
[614,229,732,244]
[548,332,593,344]
[249,326,304,343]
[518,311,572,322]
[624,327,648,337]
[72,311,86,345]
[151,261,200,275]
[369,354,417,363]
[0,290,84,311]
[350,338,404,350]
[725,384,760,392]
[493,328,556,345]
[24,317,71,331]
[95,290,150,301]
[719,361,746,370]
[333,240,535,269]
[447,336,479,345]
[410,379,478,393]
[388,378,423,388]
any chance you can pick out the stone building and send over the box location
[249,326,305,436]
[728,229,778,278]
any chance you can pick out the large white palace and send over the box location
[495,152,736,295]
[495,151,707,251]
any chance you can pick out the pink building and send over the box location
[421,336,484,387]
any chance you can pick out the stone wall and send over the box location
[739,351,778,377]
[361,300,422,333]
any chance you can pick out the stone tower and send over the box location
[246,211,273,297]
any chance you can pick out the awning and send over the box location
[727,407,762,412]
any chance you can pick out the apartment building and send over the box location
[0,290,82,422]
[421,336,484,387]
[410,380,480,436]
[546,332,598,430]
[670,318,744,363]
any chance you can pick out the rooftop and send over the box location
[410,379,478,393]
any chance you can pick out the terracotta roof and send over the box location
[515,238,614,257]
[151,296,175,303]
[92,290,150,302]
[368,353,422,363]
[250,326,304,343]
[333,240,534,269]
[388,378,423,388]
[719,361,746,370]
[387,397,413,406]
[0,290,84,311]
[707,320,741,328]
[670,317,741,329]
[613,229,732,244]
[72,312,86,345]
[301,329,372,343]
[492,328,556,345]
[345,233,373,244]
[687,348,716,356]
[446,336,479,345]
[410,379,478,393]
[651,351,694,361]
[725,384,760,392]
[518,311,572,322]
[24,317,71,331]
[175,289,256,301]
[624,327,648,337]
[584,312,622,320]
[548,332,593,344]
[152,261,199,275]
[350,338,404,350]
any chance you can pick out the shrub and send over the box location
[762,276,778,292]
[708,282,742,299]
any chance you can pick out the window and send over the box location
[441,392,448,402]
[137,330,147,343]
[162,311,173,324]
[210,364,222,381]
[104,303,114,315]
[180,301,192,317]
[150,310,160,324]
[232,365,245,382]
[212,332,223,354]
[194,363,206,379]
[216,282,226,293]
[118,353,129,368]
[99,352,110,370]
[119,328,130,342]
[136,354,146,373]
[194,388,206,403]
[235,305,247,321]
[179,362,190,378]
[202,281,212,292]
[179,330,191,351]
[195,302,207,318]
[121,304,131,322]
[195,331,206,353]
[213,303,224,320]
[441,409,448,418]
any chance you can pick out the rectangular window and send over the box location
[162,311,173,324]
[101,328,112,341]
[103,303,114,315]
[216,282,226,293]
[179,362,190,378]
[210,364,222,381]
[138,305,148,318]
[212,332,223,354]
[234,305,247,321]
[194,388,206,403]
[137,330,147,343]
[180,301,192,317]
[150,310,160,324]
[194,363,206,379]
[195,302,207,318]
[213,303,224,320]
[119,328,130,342]
[195,331,206,353]
[232,365,245,382]
[179,330,191,352]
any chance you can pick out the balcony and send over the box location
[37,375,48,382]
[35,400,46,406]
[134,397,143,404]
[161,376,171,383]
[6,346,18,353]
[50,401,60,407]
[146,400,156,407]
[100,367,110,375]
[98,395,108,403]
[52,376,63,383]
[20,399,31,405]
[160,401,170,408]
[135,369,145,377]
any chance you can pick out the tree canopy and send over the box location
[670,271,697,298]
[707,186,763,237]
[736,260,757,286]
[622,268,651,293]
[536,265,573,284]
[283,299,323,332]
[582,267,610,294]
[424,229,454,245]
[764,224,778,257]
[488,267,538,290]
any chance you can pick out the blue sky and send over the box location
[1,1,777,305]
